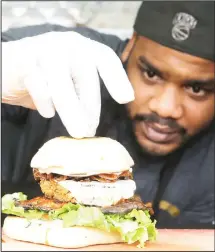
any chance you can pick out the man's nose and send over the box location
[148,85,183,119]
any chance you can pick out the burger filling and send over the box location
[13,195,154,215]
[33,169,136,207]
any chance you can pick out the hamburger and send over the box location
[2,137,157,248]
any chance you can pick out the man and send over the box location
[2,2,214,228]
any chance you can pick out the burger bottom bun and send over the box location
[3,216,123,248]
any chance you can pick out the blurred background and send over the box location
[2,1,142,39]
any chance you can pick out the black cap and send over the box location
[134,1,214,62]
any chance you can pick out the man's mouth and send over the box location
[139,122,181,144]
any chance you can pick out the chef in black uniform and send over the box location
[2,1,214,229]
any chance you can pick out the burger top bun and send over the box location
[30,137,134,176]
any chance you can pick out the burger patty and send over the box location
[14,195,153,215]
[15,196,66,211]
[33,169,133,183]
[33,169,134,204]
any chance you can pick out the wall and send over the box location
[2,1,142,38]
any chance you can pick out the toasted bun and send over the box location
[3,217,123,248]
[30,137,134,176]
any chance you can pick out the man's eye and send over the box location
[142,69,160,82]
[145,69,156,78]
[185,85,206,96]
[192,85,201,93]
[137,63,162,83]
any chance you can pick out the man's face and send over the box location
[121,35,215,156]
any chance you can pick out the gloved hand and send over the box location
[2,31,134,138]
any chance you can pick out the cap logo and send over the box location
[172,12,197,41]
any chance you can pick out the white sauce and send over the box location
[57,180,136,207]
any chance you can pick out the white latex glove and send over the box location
[2,31,134,138]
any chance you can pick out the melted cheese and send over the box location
[57,180,136,207]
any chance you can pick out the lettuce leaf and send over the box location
[2,192,27,217]
[2,193,157,247]
[2,192,46,220]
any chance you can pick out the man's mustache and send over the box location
[133,113,184,132]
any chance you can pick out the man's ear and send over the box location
[121,32,138,63]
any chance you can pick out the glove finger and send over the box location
[69,56,101,135]
[93,41,135,104]
[40,62,97,138]
[24,67,55,118]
